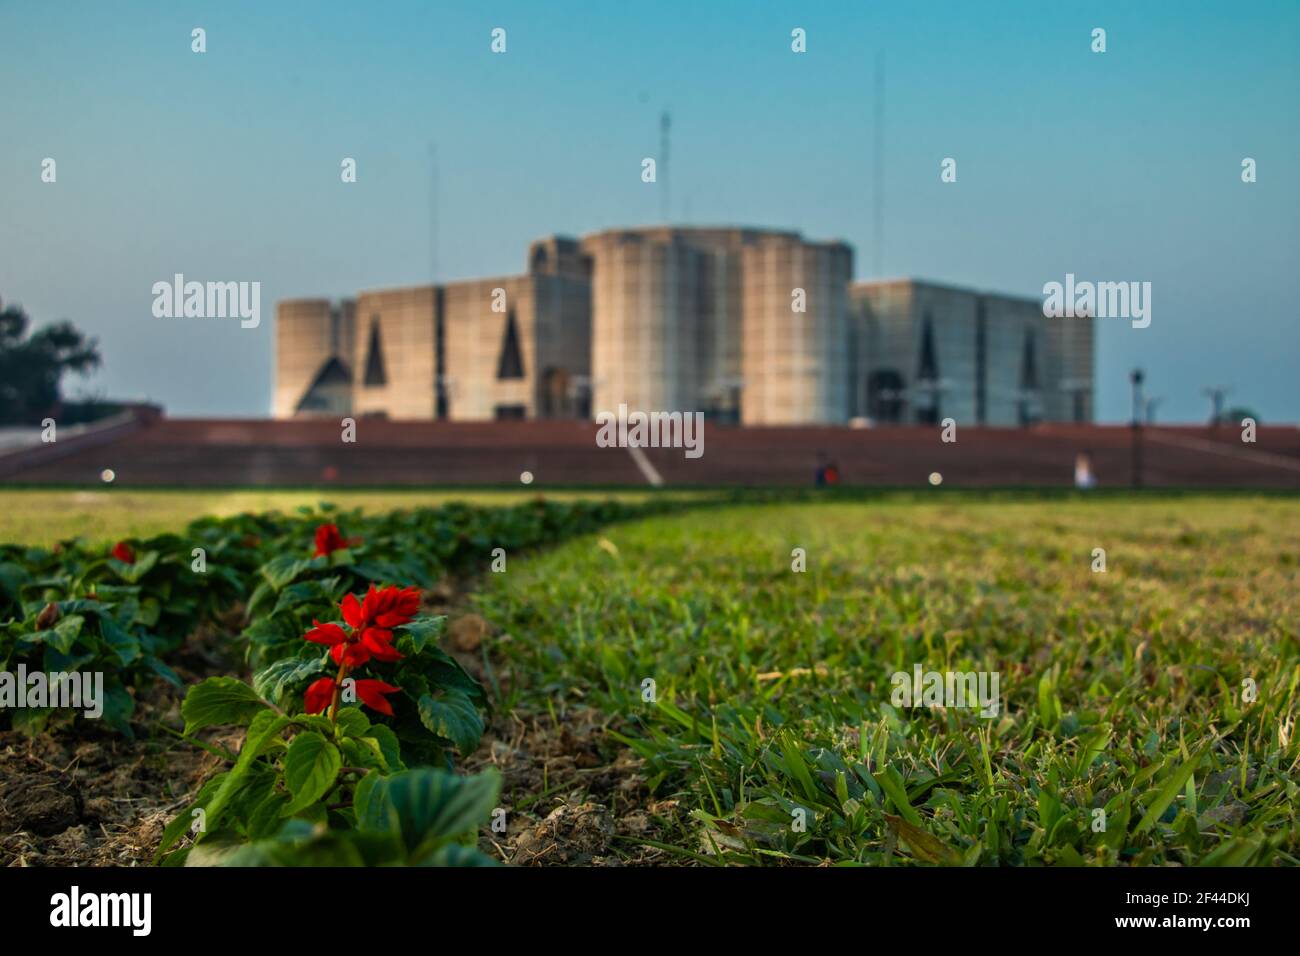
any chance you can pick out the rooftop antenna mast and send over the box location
[428,142,439,283]
[1202,385,1232,426]
[873,53,884,277]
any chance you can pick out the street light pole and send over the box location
[1130,369,1145,489]
[1202,385,1231,429]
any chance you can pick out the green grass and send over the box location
[477,493,1300,865]
[0,488,695,547]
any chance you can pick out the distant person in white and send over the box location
[1074,451,1096,490]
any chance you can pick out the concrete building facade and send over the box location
[741,233,853,425]
[851,279,1093,426]
[278,239,592,424]
[275,227,1092,427]
[582,229,706,419]
[1041,306,1095,424]
[274,299,355,419]
[579,226,851,424]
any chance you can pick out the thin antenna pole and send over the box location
[873,54,884,277]
[428,142,439,283]
[660,111,671,223]
[1202,385,1231,426]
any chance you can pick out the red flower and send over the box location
[111,541,135,564]
[302,676,401,717]
[360,628,403,662]
[353,679,401,716]
[303,620,348,648]
[314,523,347,557]
[304,619,371,666]
[303,677,336,714]
[338,587,418,664]
[303,616,403,668]
[341,592,366,629]
[300,585,416,719]
[359,585,422,629]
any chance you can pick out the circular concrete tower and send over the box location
[582,228,706,416]
[741,235,853,425]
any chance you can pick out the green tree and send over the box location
[0,300,102,425]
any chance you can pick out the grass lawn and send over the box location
[476,494,1300,865]
[0,488,692,547]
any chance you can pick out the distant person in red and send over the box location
[1074,451,1096,490]
[815,452,841,487]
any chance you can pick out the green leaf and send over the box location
[9,705,52,736]
[217,832,368,867]
[145,655,182,687]
[26,614,85,654]
[357,767,500,856]
[260,555,312,591]
[1135,745,1208,834]
[334,707,371,738]
[417,844,498,867]
[156,772,229,861]
[216,824,407,867]
[395,647,487,709]
[271,580,335,617]
[282,732,342,815]
[395,617,446,654]
[883,813,961,865]
[353,770,381,821]
[116,550,160,583]
[1201,836,1262,867]
[245,580,275,619]
[199,710,293,834]
[364,724,404,772]
[874,765,921,827]
[100,617,141,666]
[246,789,292,839]
[1074,725,1112,778]
[252,653,328,707]
[182,677,270,735]
[99,683,135,734]
[0,561,31,601]
[417,689,484,756]
[1037,670,1059,730]
[778,736,820,803]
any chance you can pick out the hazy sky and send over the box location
[2,1,1296,423]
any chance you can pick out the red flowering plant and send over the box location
[300,584,419,721]
[243,513,432,670]
[243,500,661,672]
[312,522,363,558]
[162,682,501,865]
[164,581,493,864]
[250,583,488,766]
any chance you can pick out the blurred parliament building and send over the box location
[275,226,1093,426]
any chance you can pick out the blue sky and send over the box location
[2,0,1296,422]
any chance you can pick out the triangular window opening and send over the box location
[914,315,941,424]
[296,356,353,414]
[496,311,525,380]
[1020,330,1039,391]
[363,318,387,387]
[917,315,939,381]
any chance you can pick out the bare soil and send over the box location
[1,584,674,867]
[0,626,236,867]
